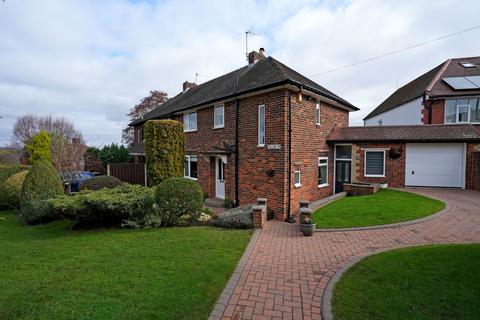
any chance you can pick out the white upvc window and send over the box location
[364,150,385,177]
[294,170,302,187]
[315,102,321,125]
[258,105,265,146]
[184,155,198,180]
[318,157,328,187]
[184,112,197,132]
[214,105,224,128]
[445,98,480,124]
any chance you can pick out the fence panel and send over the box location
[107,163,147,186]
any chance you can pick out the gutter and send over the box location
[286,91,296,223]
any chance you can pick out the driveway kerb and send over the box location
[209,229,261,320]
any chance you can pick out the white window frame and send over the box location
[444,98,480,124]
[294,170,302,187]
[214,105,225,129]
[184,155,198,180]
[183,112,197,132]
[258,105,266,147]
[318,157,329,188]
[364,149,386,178]
[315,102,321,125]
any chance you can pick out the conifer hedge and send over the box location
[144,120,184,186]
[20,158,63,224]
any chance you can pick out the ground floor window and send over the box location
[294,170,301,187]
[184,155,198,180]
[318,157,328,187]
[364,150,385,177]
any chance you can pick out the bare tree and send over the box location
[12,114,86,171]
[122,90,168,146]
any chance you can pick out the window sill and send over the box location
[316,123,321,126]
[294,183,302,188]
[184,130,197,133]
[364,175,385,178]
[184,176,198,181]
[318,183,329,189]
[213,126,224,130]
[257,144,265,148]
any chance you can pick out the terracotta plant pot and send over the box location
[300,223,316,236]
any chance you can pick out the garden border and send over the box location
[320,242,476,320]
[315,188,450,232]
[209,229,261,320]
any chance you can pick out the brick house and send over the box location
[129,49,358,220]
[348,56,480,190]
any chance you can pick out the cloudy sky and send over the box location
[1,0,479,147]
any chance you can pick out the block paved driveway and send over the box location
[213,188,480,320]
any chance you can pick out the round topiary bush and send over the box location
[0,165,29,210]
[20,158,63,224]
[3,170,28,209]
[79,175,123,191]
[154,177,203,226]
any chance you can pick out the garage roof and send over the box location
[327,124,480,143]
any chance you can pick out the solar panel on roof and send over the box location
[443,77,479,90]
[466,76,480,87]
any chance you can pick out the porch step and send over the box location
[205,197,225,208]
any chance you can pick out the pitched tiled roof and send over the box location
[130,56,357,126]
[427,56,480,97]
[363,63,445,120]
[327,124,480,143]
[364,56,480,121]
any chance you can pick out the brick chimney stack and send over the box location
[248,48,266,65]
[183,81,197,92]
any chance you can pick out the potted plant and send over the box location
[299,207,315,236]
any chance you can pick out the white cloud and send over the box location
[0,0,479,146]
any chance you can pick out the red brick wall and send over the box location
[289,96,349,216]
[353,143,406,188]
[422,99,445,124]
[465,143,480,190]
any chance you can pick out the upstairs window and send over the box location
[184,155,198,180]
[258,105,265,146]
[315,102,321,125]
[214,105,224,128]
[184,112,197,131]
[364,150,385,177]
[294,170,301,187]
[445,98,480,124]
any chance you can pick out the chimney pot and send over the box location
[248,48,266,65]
[183,81,197,92]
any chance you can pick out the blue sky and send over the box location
[0,0,479,147]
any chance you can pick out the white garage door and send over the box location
[405,143,465,188]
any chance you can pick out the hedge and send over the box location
[144,120,184,186]
[0,165,29,210]
[79,175,122,191]
[20,158,63,224]
[3,171,28,209]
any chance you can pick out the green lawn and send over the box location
[0,211,252,320]
[313,189,445,229]
[333,244,480,320]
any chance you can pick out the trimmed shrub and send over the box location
[212,205,253,229]
[154,177,203,226]
[24,131,52,163]
[144,120,184,186]
[79,175,123,191]
[20,158,63,224]
[44,184,154,227]
[0,165,29,210]
[3,171,28,209]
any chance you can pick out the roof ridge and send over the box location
[426,59,450,93]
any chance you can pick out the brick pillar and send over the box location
[253,198,267,229]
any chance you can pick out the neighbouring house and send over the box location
[129,49,358,220]
[351,56,480,190]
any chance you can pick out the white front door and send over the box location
[215,157,225,199]
[405,143,465,188]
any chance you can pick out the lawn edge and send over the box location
[209,229,261,320]
[315,188,449,232]
[321,242,477,320]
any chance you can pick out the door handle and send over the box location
[411,170,415,175]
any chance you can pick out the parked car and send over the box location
[59,171,95,193]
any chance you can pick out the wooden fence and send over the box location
[107,163,147,186]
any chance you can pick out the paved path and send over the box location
[212,188,480,320]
